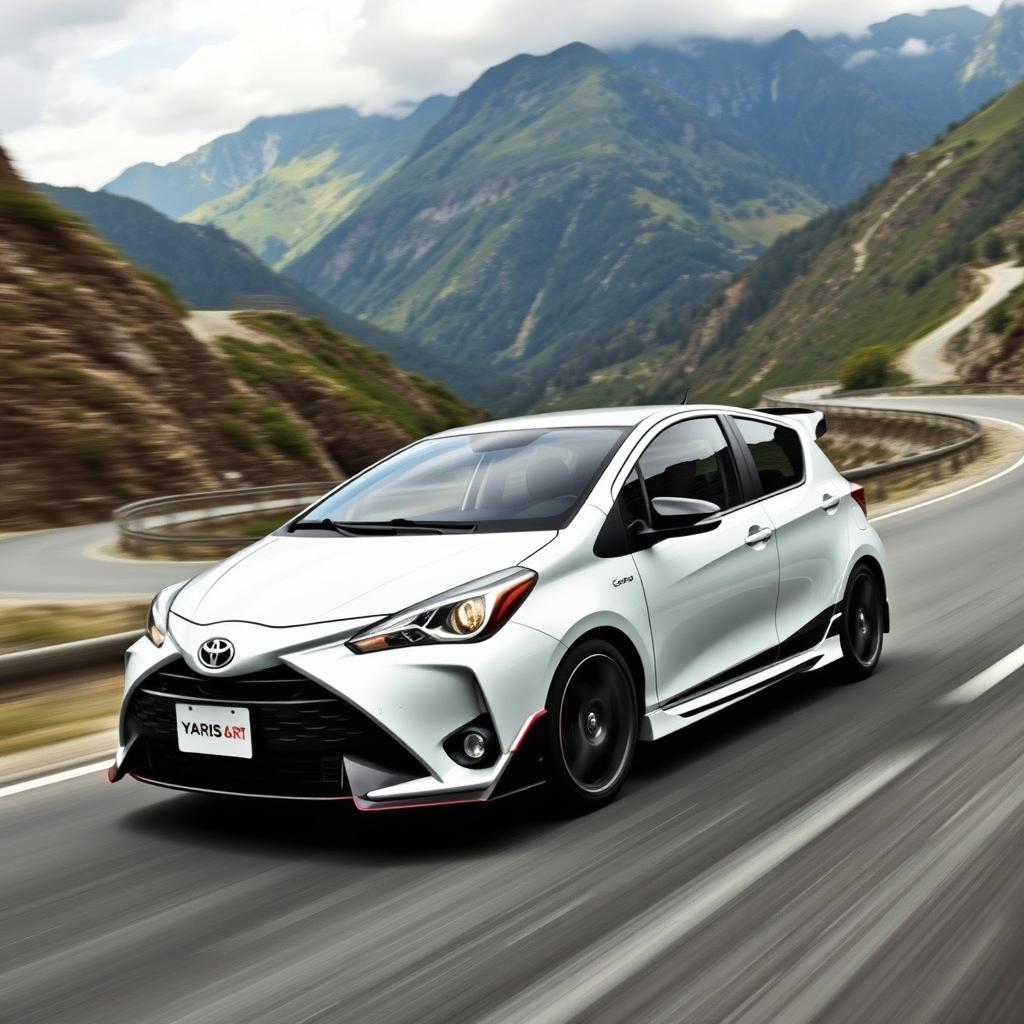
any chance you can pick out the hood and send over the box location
[171,530,557,627]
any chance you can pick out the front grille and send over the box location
[126,658,423,798]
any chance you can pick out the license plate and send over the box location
[175,703,252,759]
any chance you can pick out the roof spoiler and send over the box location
[754,406,827,439]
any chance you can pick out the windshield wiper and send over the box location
[288,517,476,536]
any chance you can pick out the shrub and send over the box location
[257,407,313,461]
[0,186,80,233]
[987,307,1011,335]
[218,417,260,452]
[905,266,932,294]
[839,345,893,391]
[73,433,114,474]
[984,233,1006,262]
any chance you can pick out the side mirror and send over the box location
[650,497,720,525]
[629,497,722,550]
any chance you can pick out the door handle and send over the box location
[745,526,773,547]
[820,493,840,512]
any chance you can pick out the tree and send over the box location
[839,345,893,391]
[987,307,1011,335]
[984,233,1006,262]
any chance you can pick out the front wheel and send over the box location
[543,639,638,814]
[837,564,884,682]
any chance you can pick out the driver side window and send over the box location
[638,418,740,513]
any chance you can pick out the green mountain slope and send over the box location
[0,147,478,528]
[287,43,822,411]
[33,182,515,409]
[546,81,1024,409]
[180,97,452,267]
[615,31,923,203]
[103,97,451,247]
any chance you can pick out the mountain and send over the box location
[546,80,1024,410]
[31,182,516,410]
[959,1,1024,108]
[104,97,452,264]
[0,146,477,528]
[613,31,923,203]
[286,42,822,411]
[822,7,989,125]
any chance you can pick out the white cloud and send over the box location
[845,48,880,68]
[0,0,1008,189]
[898,36,934,56]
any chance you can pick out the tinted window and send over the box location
[734,418,804,494]
[298,426,628,533]
[638,418,740,513]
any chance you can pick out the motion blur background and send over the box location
[3,1,1024,1021]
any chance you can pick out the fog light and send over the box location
[462,731,487,761]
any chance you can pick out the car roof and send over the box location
[433,404,767,436]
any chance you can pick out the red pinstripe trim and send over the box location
[510,708,548,752]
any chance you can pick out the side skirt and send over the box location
[640,636,843,742]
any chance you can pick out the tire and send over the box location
[543,639,638,814]
[837,563,884,682]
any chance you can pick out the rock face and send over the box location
[0,148,478,529]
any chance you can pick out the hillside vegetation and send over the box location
[0,148,478,528]
[34,181,518,412]
[288,44,821,411]
[106,98,452,265]
[546,81,1024,409]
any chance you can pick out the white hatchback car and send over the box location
[111,405,888,813]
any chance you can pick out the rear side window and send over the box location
[733,418,804,495]
[637,417,740,511]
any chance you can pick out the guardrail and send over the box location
[114,481,337,554]
[0,630,141,690]
[760,383,985,482]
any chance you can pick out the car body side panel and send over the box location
[515,506,657,709]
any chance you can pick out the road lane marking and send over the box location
[476,743,934,1024]
[0,760,110,801]
[939,642,1024,705]
[872,414,1024,523]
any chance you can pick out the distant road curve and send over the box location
[898,261,1024,384]
[0,523,209,600]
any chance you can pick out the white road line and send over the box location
[939,642,1024,705]
[0,760,110,801]
[871,414,1024,523]
[476,743,934,1024]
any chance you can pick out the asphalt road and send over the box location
[3,394,1024,1024]
[0,523,208,599]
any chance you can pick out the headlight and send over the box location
[348,567,537,653]
[145,581,188,648]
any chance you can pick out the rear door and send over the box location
[729,416,847,657]
[625,416,781,706]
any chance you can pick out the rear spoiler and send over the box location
[754,406,827,439]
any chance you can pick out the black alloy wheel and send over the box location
[838,564,884,681]
[544,639,638,813]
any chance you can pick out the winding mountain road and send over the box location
[898,261,1024,384]
[4,393,1024,1023]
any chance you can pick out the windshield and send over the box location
[293,426,628,533]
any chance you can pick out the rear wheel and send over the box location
[543,639,638,814]
[837,564,884,682]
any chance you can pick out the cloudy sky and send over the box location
[1,0,1005,189]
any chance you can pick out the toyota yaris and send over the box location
[111,405,889,812]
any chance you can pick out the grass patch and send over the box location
[0,185,81,233]
[0,677,120,757]
[0,601,147,654]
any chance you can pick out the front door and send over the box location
[627,416,781,705]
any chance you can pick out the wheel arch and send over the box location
[849,554,889,633]
[557,626,647,723]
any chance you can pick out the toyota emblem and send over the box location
[198,637,235,669]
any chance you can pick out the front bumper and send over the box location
[112,617,563,808]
